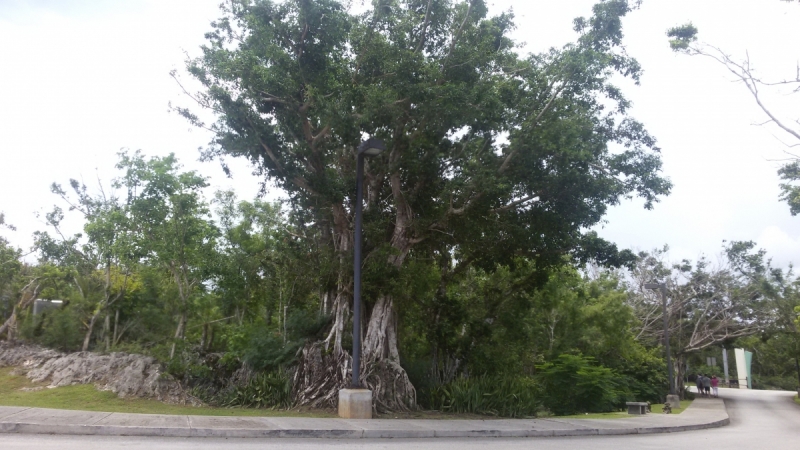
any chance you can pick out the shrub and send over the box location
[753,375,798,391]
[613,345,667,404]
[20,307,83,352]
[691,364,723,380]
[537,353,625,415]
[41,308,83,352]
[222,311,331,373]
[427,375,540,417]
[223,371,292,409]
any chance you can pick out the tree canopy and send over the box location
[175,0,671,409]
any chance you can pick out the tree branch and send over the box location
[490,195,539,213]
[498,84,564,174]
[414,0,435,54]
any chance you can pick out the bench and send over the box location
[626,402,649,415]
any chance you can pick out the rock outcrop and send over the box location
[0,341,194,404]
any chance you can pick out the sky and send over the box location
[0,0,798,268]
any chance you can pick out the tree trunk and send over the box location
[294,277,352,408]
[355,171,419,411]
[82,310,101,352]
[293,172,419,412]
[294,203,355,409]
[675,353,686,399]
[363,295,399,362]
[357,172,417,411]
[0,307,17,340]
[169,312,186,360]
[321,289,333,317]
[113,309,119,347]
[1,281,40,340]
[283,305,288,344]
[103,313,111,352]
[794,354,800,387]
[361,294,416,411]
[169,268,189,360]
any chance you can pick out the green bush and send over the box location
[427,375,540,417]
[223,371,292,409]
[222,311,330,373]
[20,307,83,352]
[158,340,204,382]
[691,364,723,379]
[537,354,625,415]
[753,375,798,391]
[613,345,667,404]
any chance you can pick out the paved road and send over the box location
[0,388,796,449]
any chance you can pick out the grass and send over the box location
[794,395,800,407]
[0,367,335,417]
[651,399,692,414]
[561,399,693,419]
[0,368,524,420]
[0,367,698,420]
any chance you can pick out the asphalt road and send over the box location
[0,388,797,449]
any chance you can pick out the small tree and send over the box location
[0,214,23,327]
[41,180,135,351]
[628,243,774,397]
[116,151,219,359]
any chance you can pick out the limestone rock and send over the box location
[0,341,195,404]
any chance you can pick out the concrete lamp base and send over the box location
[338,389,372,419]
[666,394,681,409]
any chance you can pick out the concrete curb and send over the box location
[0,400,730,439]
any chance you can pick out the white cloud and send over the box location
[756,226,800,268]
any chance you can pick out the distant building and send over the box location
[33,299,63,315]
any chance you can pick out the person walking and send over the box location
[695,374,705,397]
[711,375,719,397]
[702,374,712,397]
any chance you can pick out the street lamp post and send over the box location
[645,282,678,402]
[339,137,386,420]
[351,137,386,389]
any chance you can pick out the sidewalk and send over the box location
[0,398,729,439]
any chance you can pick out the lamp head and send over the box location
[644,282,664,290]
[358,137,386,156]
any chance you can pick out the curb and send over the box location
[0,417,731,439]
[0,402,730,439]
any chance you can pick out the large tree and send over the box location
[176,0,670,411]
